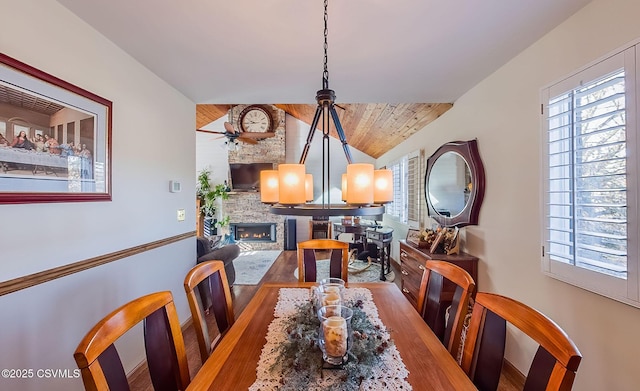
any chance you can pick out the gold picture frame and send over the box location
[406,228,421,246]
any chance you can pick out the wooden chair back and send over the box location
[461,292,582,391]
[417,260,476,359]
[183,260,235,364]
[297,239,349,283]
[74,291,190,391]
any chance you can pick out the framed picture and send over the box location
[406,228,421,246]
[429,229,446,254]
[0,53,112,204]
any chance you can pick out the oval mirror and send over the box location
[424,140,485,227]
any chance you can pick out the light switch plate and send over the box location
[170,180,182,193]
[177,209,185,221]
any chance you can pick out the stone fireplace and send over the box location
[222,104,287,251]
[224,192,285,250]
[230,222,277,242]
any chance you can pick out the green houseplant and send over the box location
[197,169,230,235]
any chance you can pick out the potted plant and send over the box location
[197,169,230,236]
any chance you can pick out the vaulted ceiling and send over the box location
[196,103,452,158]
[58,0,592,158]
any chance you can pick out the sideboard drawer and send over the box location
[400,248,426,311]
[399,240,478,313]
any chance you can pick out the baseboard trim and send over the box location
[0,231,195,297]
[127,315,195,379]
[181,316,194,332]
[502,359,526,388]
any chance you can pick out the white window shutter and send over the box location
[407,150,421,228]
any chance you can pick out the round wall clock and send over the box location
[238,105,273,133]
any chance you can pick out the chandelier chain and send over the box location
[323,0,329,90]
[264,0,388,216]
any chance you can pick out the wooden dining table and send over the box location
[186,282,477,390]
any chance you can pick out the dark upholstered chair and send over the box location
[195,236,239,312]
[184,260,235,364]
[461,292,582,391]
[196,236,239,286]
[74,291,190,391]
[417,260,476,360]
[297,239,349,283]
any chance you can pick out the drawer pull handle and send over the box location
[418,264,425,271]
[402,288,410,294]
[401,252,407,258]
[401,269,409,276]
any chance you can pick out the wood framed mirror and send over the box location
[424,139,485,227]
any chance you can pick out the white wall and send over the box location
[0,0,196,390]
[378,0,640,389]
[196,116,230,185]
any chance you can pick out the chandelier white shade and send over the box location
[346,163,374,205]
[341,174,347,201]
[260,170,279,204]
[305,174,314,202]
[277,164,306,205]
[373,169,393,204]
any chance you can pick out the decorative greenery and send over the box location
[270,296,393,390]
[215,215,230,228]
[197,169,229,221]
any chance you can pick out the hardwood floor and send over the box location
[128,250,523,390]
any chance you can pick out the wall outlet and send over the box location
[177,209,185,221]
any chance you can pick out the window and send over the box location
[387,156,407,223]
[407,151,421,228]
[386,150,421,227]
[542,45,640,307]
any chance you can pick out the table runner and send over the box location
[249,287,412,390]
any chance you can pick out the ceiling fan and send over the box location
[196,121,258,145]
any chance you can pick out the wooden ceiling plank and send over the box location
[196,104,230,129]
[348,103,390,157]
[350,103,386,147]
[410,103,453,130]
[196,102,453,158]
[335,104,365,143]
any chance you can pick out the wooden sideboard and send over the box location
[399,240,478,311]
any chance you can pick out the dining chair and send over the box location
[183,260,235,364]
[461,292,582,391]
[74,291,190,391]
[417,259,476,360]
[297,239,349,283]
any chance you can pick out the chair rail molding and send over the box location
[0,231,195,297]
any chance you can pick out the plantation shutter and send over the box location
[387,156,407,223]
[545,63,627,278]
[407,150,421,228]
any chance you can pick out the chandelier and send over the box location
[259,0,392,217]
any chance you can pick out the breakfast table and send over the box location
[185,282,476,390]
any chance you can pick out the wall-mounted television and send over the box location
[229,163,274,191]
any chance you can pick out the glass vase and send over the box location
[317,305,353,365]
[313,278,345,311]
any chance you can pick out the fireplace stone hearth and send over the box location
[230,223,277,243]
[224,192,285,251]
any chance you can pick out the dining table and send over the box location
[185,282,477,390]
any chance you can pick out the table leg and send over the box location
[379,250,386,281]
